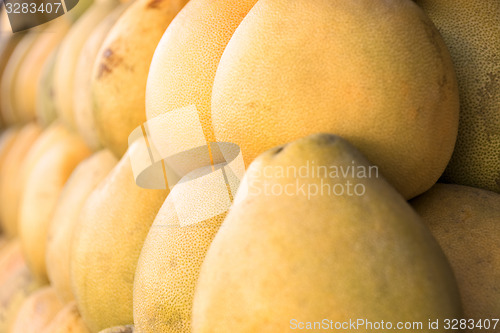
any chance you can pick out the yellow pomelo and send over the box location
[36,46,60,127]
[211,0,459,200]
[10,287,64,333]
[1,122,70,237]
[70,142,168,332]
[192,134,462,332]
[18,122,73,192]
[0,240,40,333]
[0,127,20,193]
[65,0,95,22]
[53,0,119,130]
[74,3,130,151]
[134,165,231,332]
[0,0,92,125]
[0,30,39,124]
[412,184,500,325]
[41,301,91,333]
[14,16,70,123]
[46,149,117,303]
[91,0,189,157]
[146,0,258,144]
[0,240,23,286]
[19,132,91,283]
[0,122,42,237]
[0,31,25,126]
[414,0,500,193]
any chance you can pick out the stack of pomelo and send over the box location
[0,0,497,332]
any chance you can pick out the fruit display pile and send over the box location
[0,0,498,332]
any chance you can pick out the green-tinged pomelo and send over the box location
[414,0,500,193]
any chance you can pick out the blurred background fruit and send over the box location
[18,130,90,283]
[0,128,20,216]
[0,240,40,332]
[0,30,40,124]
[66,0,96,22]
[10,286,64,333]
[41,301,90,333]
[91,0,189,157]
[46,149,117,303]
[0,122,42,237]
[73,3,130,151]
[14,17,70,123]
[0,25,26,127]
[70,141,167,332]
[53,0,120,130]
[36,47,61,128]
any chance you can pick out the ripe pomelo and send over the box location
[70,141,168,332]
[134,165,231,332]
[10,287,64,333]
[19,132,91,283]
[412,184,500,322]
[211,0,459,199]
[146,0,258,144]
[46,149,117,303]
[414,0,500,193]
[192,134,462,332]
[91,0,189,157]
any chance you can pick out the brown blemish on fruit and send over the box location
[103,48,113,58]
[97,64,112,79]
[97,47,123,79]
[147,0,163,9]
